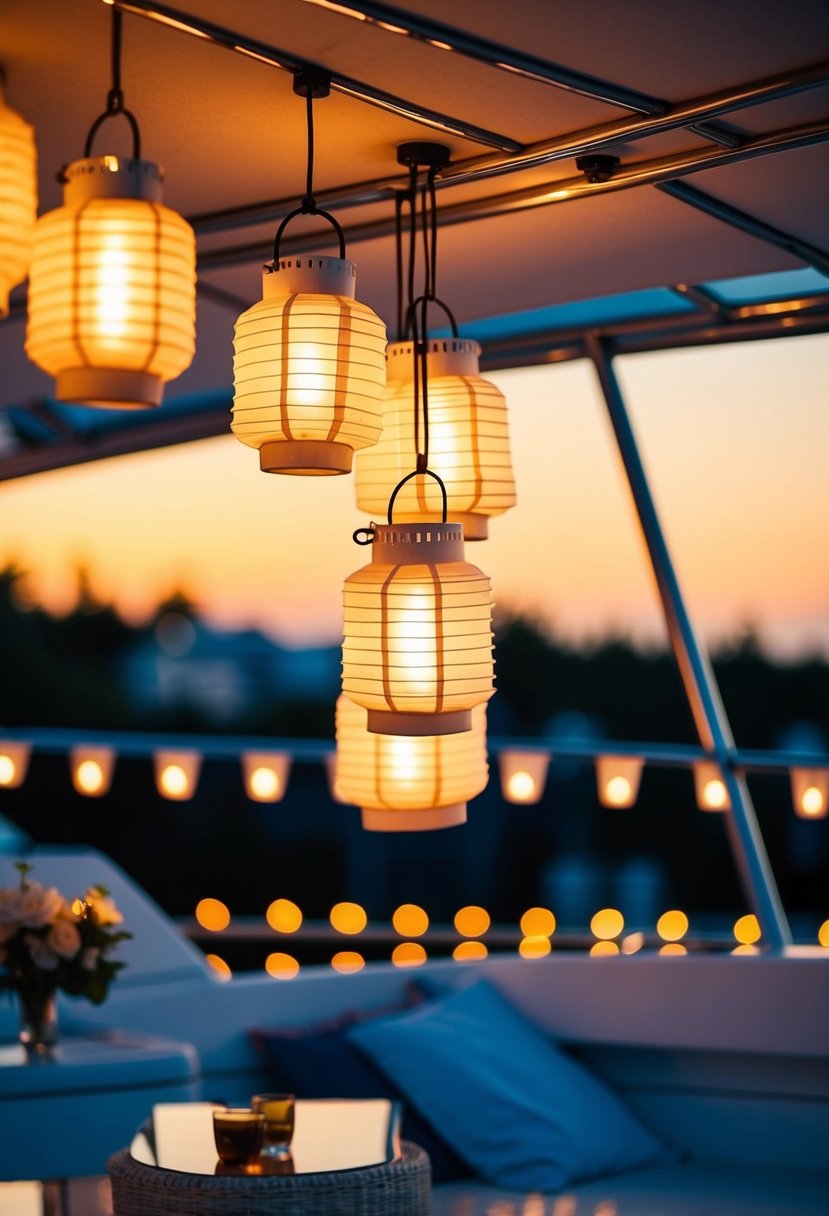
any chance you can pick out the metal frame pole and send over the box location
[585,333,792,950]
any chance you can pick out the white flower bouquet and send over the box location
[1,861,131,1011]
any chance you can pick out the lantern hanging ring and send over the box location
[82,6,142,162]
[271,66,346,263]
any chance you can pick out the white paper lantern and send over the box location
[335,696,488,831]
[342,522,494,735]
[356,339,516,538]
[232,256,387,474]
[0,78,36,317]
[26,156,196,408]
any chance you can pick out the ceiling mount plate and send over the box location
[575,154,620,183]
[397,141,451,170]
[293,66,331,99]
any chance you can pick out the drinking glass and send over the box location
[212,1109,265,1165]
[251,1092,295,1157]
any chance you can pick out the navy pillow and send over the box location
[348,978,675,1191]
[249,1017,470,1183]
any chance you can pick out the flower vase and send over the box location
[18,986,59,1061]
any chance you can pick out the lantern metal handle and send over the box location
[83,107,142,162]
[405,294,459,340]
[387,468,448,526]
[82,5,142,163]
[273,206,346,264]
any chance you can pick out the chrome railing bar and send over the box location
[585,333,792,951]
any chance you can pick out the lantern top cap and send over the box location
[263,255,357,299]
[370,521,465,564]
[61,156,163,205]
[387,337,482,381]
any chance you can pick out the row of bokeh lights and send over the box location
[194,899,829,980]
[1,741,827,818]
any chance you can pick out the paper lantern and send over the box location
[0,78,36,317]
[231,256,387,474]
[596,755,644,808]
[498,749,550,804]
[355,339,516,539]
[70,746,116,797]
[26,155,196,408]
[153,749,201,801]
[241,751,291,803]
[790,767,828,819]
[334,696,488,831]
[342,522,494,735]
[0,740,30,788]
[693,761,731,811]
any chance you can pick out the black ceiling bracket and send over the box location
[397,142,452,170]
[575,154,620,183]
[293,66,331,98]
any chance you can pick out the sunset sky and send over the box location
[1,330,827,660]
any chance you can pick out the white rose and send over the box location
[18,884,63,928]
[48,919,82,960]
[25,933,59,971]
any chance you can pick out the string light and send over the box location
[499,751,549,804]
[241,752,291,803]
[0,741,30,789]
[790,767,828,819]
[596,755,643,808]
[153,750,201,801]
[693,761,731,811]
[70,746,115,797]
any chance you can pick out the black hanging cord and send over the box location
[83,5,141,161]
[272,67,345,264]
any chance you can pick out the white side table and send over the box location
[0,1032,200,1182]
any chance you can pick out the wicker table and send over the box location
[109,1100,431,1216]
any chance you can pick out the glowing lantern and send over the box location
[153,749,201,801]
[790,767,828,819]
[70,746,115,797]
[693,761,731,811]
[334,696,488,831]
[0,741,30,788]
[342,522,494,736]
[0,77,37,317]
[241,752,291,803]
[498,750,549,804]
[26,156,196,407]
[596,755,644,808]
[355,339,516,538]
[231,255,387,474]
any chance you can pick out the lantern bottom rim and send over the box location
[366,709,472,736]
[361,803,467,832]
[259,439,353,475]
[56,367,163,409]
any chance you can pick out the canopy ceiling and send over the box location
[1,0,827,475]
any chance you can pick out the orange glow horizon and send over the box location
[1,334,827,660]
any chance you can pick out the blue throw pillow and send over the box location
[347,978,673,1191]
[249,1017,470,1183]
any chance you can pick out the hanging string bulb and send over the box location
[334,695,489,831]
[0,69,37,318]
[232,68,386,475]
[25,7,196,408]
[355,147,515,537]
